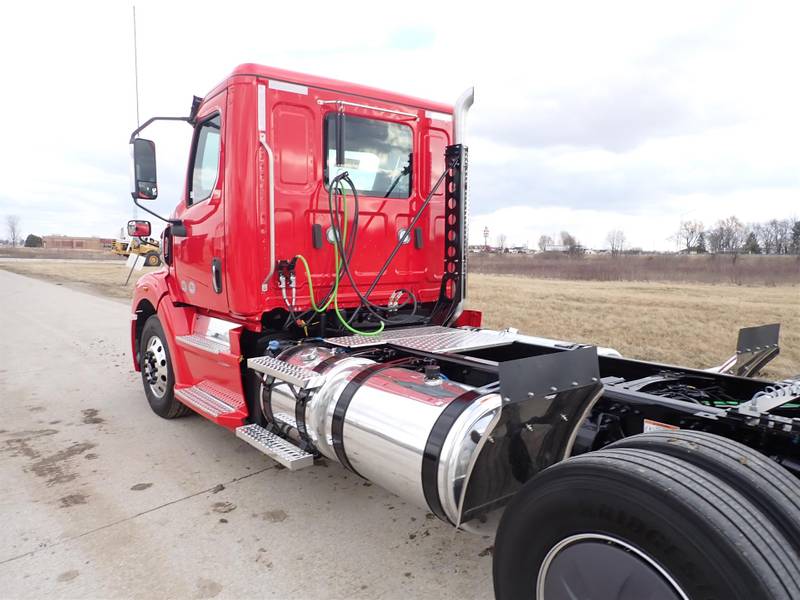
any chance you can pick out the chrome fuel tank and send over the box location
[264,345,502,524]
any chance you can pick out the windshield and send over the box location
[325,114,412,198]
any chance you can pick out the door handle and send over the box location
[211,258,223,294]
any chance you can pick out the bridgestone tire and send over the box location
[493,447,800,600]
[609,430,800,555]
[139,315,191,419]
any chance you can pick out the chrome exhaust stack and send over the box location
[453,87,475,145]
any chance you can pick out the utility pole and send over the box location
[483,226,489,252]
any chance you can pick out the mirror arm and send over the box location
[132,197,183,232]
[129,116,191,143]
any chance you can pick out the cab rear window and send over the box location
[324,114,412,198]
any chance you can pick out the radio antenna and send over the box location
[132,5,140,219]
[132,5,140,127]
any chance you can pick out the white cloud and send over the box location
[0,0,798,245]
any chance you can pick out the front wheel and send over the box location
[139,315,190,419]
[493,447,800,600]
[144,251,161,267]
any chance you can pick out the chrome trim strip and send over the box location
[268,79,308,95]
[257,83,275,292]
[425,110,452,122]
[257,83,266,131]
[316,99,418,120]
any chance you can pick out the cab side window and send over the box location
[188,114,221,205]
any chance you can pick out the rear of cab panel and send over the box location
[221,69,453,319]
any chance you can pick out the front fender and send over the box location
[130,270,170,371]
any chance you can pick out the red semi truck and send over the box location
[128,64,800,599]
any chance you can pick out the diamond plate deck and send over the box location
[235,424,313,470]
[392,329,513,353]
[325,326,452,348]
[326,326,514,353]
[248,355,325,389]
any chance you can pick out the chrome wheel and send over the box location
[536,533,688,600]
[143,334,169,398]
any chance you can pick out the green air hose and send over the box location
[295,180,384,337]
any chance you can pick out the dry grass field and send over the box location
[0,246,119,261]
[0,259,150,300]
[468,274,798,380]
[1,259,797,379]
[471,253,800,286]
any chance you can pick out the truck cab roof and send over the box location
[204,63,454,115]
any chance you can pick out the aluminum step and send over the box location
[175,384,235,417]
[176,334,229,354]
[272,411,298,430]
[235,423,314,470]
[247,355,324,389]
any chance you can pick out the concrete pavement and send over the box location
[0,270,493,599]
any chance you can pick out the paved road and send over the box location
[0,271,493,599]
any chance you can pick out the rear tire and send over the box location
[144,251,161,267]
[609,430,800,555]
[140,315,190,419]
[493,447,800,600]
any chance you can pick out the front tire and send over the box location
[493,447,800,600]
[139,315,190,419]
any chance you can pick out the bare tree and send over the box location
[792,220,800,254]
[6,215,20,247]
[538,234,553,252]
[677,220,704,252]
[708,216,745,253]
[496,233,507,253]
[774,219,794,254]
[605,229,626,256]
[706,227,722,253]
[748,218,798,255]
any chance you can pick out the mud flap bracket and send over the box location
[456,346,604,528]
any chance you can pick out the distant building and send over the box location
[42,235,115,250]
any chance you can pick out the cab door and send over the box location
[173,92,228,313]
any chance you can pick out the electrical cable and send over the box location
[348,157,455,323]
[291,155,454,334]
[295,175,384,336]
[326,174,423,325]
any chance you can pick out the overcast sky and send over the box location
[1,1,798,250]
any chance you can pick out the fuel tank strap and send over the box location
[294,354,348,449]
[331,360,413,477]
[421,388,485,524]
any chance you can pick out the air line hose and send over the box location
[295,179,384,337]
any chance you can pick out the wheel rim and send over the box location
[143,334,169,398]
[536,533,689,600]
